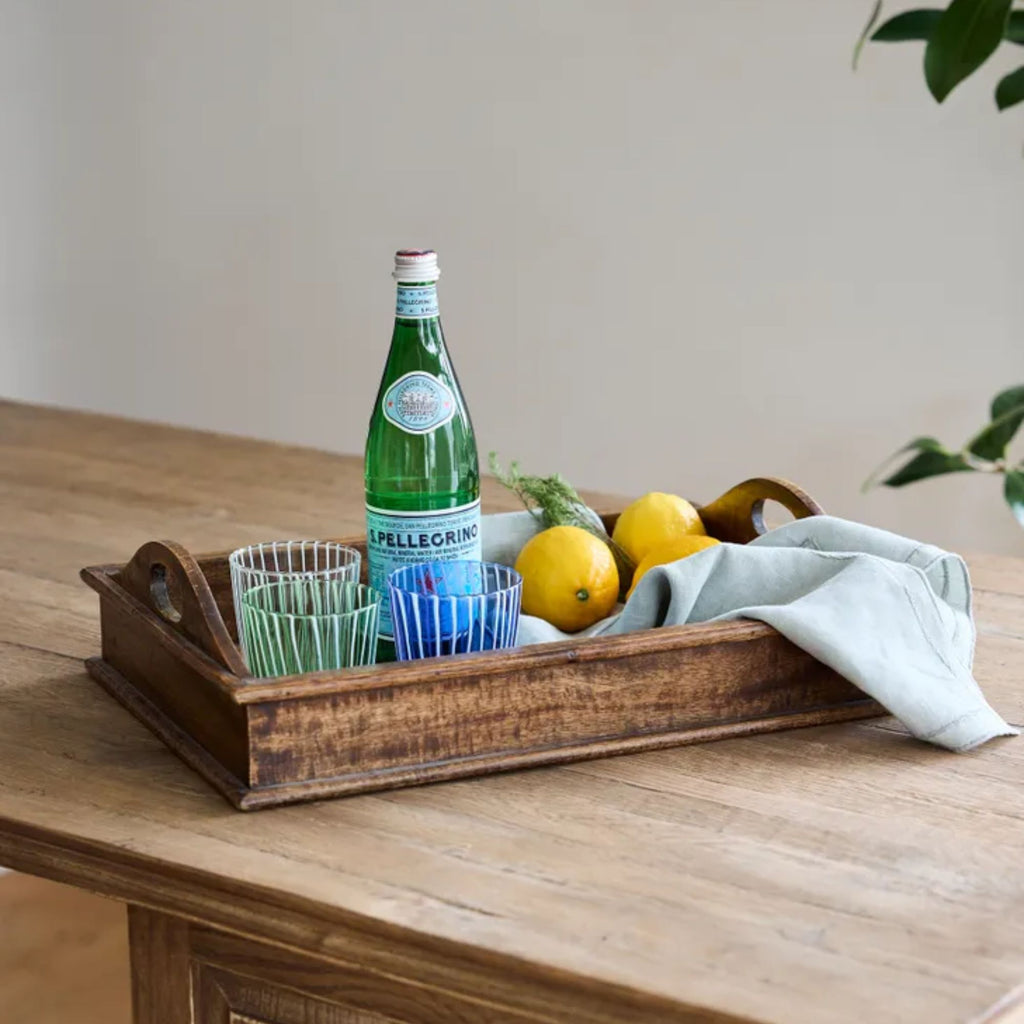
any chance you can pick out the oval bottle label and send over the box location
[382,371,456,435]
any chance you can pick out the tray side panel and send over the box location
[238,702,882,808]
[96,593,251,783]
[248,632,872,789]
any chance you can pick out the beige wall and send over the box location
[3,0,1022,553]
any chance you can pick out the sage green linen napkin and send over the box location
[481,512,1018,752]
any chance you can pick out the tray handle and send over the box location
[698,477,824,544]
[116,540,248,676]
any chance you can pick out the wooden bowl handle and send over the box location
[115,540,247,675]
[698,477,824,544]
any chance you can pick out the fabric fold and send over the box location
[483,513,1017,752]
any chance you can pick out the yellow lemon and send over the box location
[515,526,620,633]
[626,535,721,599]
[612,492,706,566]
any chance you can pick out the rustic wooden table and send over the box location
[2,399,1023,1024]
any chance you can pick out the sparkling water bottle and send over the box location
[364,249,481,648]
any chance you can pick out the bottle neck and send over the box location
[394,279,440,322]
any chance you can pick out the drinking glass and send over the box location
[239,578,380,678]
[229,541,361,658]
[387,560,522,661]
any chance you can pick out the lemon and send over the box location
[612,492,706,566]
[626,535,721,599]
[514,525,620,632]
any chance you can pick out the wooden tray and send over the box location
[80,478,884,810]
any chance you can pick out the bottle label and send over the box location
[366,499,482,638]
[395,284,439,319]
[382,371,456,435]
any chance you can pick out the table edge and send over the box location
[0,813,752,1024]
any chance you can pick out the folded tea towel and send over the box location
[481,513,1018,752]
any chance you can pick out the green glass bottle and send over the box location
[364,249,481,647]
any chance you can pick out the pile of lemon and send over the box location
[514,492,719,632]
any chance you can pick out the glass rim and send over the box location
[241,580,381,622]
[387,559,522,600]
[229,540,361,578]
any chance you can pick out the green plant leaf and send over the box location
[967,401,1024,460]
[866,8,1024,44]
[1008,11,1024,43]
[872,9,943,41]
[854,0,885,68]
[970,384,1024,462]
[992,384,1024,420]
[864,435,948,489]
[924,0,1014,102]
[863,436,973,491]
[996,63,1024,107]
[1004,469,1024,527]
[883,449,975,486]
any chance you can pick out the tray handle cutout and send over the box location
[117,540,248,675]
[699,477,824,544]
